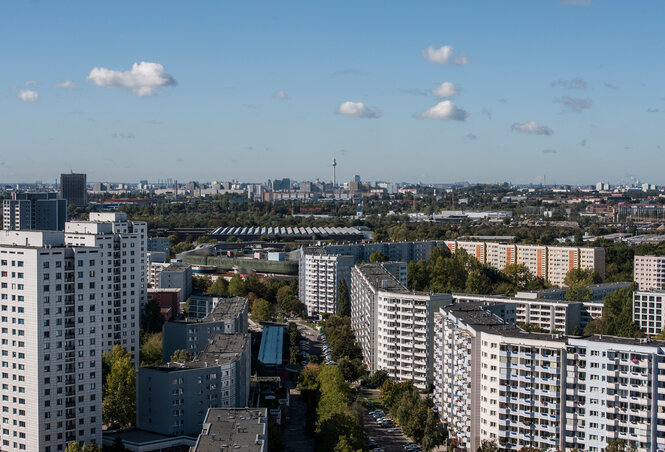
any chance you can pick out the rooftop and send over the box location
[258,325,284,365]
[164,262,192,272]
[177,296,247,324]
[192,408,267,452]
[156,333,249,370]
[355,263,440,297]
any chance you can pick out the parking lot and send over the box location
[364,408,420,452]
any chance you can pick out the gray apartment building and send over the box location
[158,262,192,302]
[137,333,251,436]
[60,172,87,206]
[162,296,248,361]
[2,192,67,231]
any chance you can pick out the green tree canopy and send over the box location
[369,251,389,262]
[206,277,229,295]
[140,333,163,366]
[103,345,136,428]
[141,299,165,334]
[228,274,247,297]
[170,349,194,362]
[564,268,602,287]
[336,279,350,317]
[251,298,276,322]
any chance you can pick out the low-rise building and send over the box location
[137,333,251,436]
[192,408,268,452]
[162,296,248,361]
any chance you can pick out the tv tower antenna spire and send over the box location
[332,158,337,187]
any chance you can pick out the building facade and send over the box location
[2,192,67,231]
[59,173,87,207]
[157,263,192,302]
[633,290,665,336]
[433,302,665,452]
[147,237,171,255]
[162,297,248,362]
[0,230,104,451]
[299,250,354,316]
[137,333,251,436]
[350,263,450,389]
[64,212,147,365]
[634,255,665,290]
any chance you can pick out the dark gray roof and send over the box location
[193,408,267,451]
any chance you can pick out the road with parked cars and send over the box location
[364,406,422,452]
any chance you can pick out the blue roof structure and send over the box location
[258,325,284,366]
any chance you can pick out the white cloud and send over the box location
[422,45,468,65]
[86,61,176,97]
[558,96,592,112]
[418,100,469,121]
[55,80,78,89]
[17,89,38,103]
[511,121,553,135]
[431,82,461,98]
[336,101,380,118]
[551,77,587,90]
[274,90,288,99]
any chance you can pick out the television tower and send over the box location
[332,158,337,187]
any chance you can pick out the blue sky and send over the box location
[1,0,664,185]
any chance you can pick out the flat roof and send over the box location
[176,296,247,324]
[258,325,283,365]
[155,333,249,371]
[193,408,267,451]
[355,263,440,297]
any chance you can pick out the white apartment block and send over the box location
[299,250,354,316]
[633,290,665,336]
[443,241,605,287]
[453,293,604,334]
[0,230,103,452]
[351,263,450,389]
[433,303,665,452]
[634,255,665,290]
[148,262,170,288]
[64,212,146,366]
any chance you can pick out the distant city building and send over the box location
[0,230,104,451]
[351,263,451,389]
[191,408,267,452]
[634,255,665,290]
[2,191,67,231]
[162,297,248,361]
[137,333,251,436]
[60,172,87,206]
[64,212,147,365]
[148,237,171,255]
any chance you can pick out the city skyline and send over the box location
[1,1,664,185]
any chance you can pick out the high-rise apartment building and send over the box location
[64,212,146,365]
[2,192,68,231]
[60,173,87,207]
[433,303,665,452]
[299,250,354,316]
[634,255,665,290]
[0,230,103,451]
[350,263,450,389]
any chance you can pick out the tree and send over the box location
[141,299,165,334]
[336,279,351,317]
[268,421,284,452]
[228,274,247,297]
[337,357,365,383]
[564,268,602,287]
[280,296,305,317]
[565,284,593,301]
[276,285,294,305]
[477,439,498,452]
[245,274,267,299]
[170,349,194,362]
[655,328,665,340]
[502,264,535,291]
[140,333,163,366]
[422,410,446,452]
[192,275,212,292]
[65,442,102,452]
[251,298,275,322]
[369,251,389,263]
[369,370,389,388]
[206,277,228,295]
[103,345,136,428]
